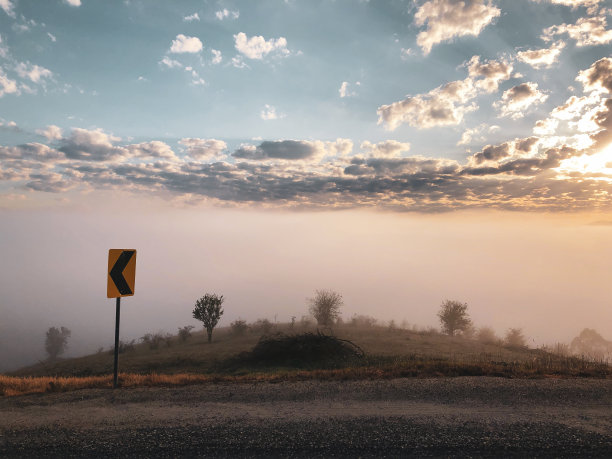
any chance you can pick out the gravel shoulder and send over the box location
[1,377,611,457]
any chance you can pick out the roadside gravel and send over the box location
[1,377,611,457]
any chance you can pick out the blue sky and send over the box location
[1,0,612,211]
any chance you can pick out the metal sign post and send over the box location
[107,249,137,389]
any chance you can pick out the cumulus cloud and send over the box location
[15,62,53,84]
[517,42,565,69]
[233,140,323,161]
[169,34,203,54]
[36,125,63,141]
[495,82,549,119]
[216,9,239,20]
[159,56,182,69]
[414,0,500,54]
[126,141,177,161]
[234,32,289,60]
[577,57,612,93]
[260,104,280,120]
[543,16,612,47]
[378,56,512,130]
[59,128,126,161]
[184,13,200,22]
[0,0,15,18]
[211,49,222,65]
[360,140,411,158]
[0,69,18,97]
[179,138,227,160]
[64,0,81,6]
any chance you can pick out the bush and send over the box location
[227,332,364,369]
[349,315,377,328]
[45,326,71,360]
[141,332,165,350]
[504,328,527,348]
[109,339,135,355]
[230,319,249,336]
[178,325,195,342]
[251,318,274,335]
[477,327,498,345]
[308,289,343,327]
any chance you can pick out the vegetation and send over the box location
[437,300,472,336]
[178,325,195,342]
[230,319,249,336]
[477,327,498,345]
[571,328,612,360]
[505,328,527,348]
[309,289,343,327]
[45,326,71,360]
[193,293,224,343]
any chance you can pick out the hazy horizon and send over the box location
[2,0,612,371]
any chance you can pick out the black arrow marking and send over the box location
[110,250,135,295]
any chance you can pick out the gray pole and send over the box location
[113,297,121,388]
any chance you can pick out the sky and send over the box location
[1,0,612,371]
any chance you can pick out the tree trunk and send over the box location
[207,329,212,343]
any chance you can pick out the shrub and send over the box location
[477,327,498,345]
[505,328,527,348]
[230,319,249,336]
[141,333,164,350]
[178,325,195,342]
[308,289,343,327]
[251,318,274,335]
[45,326,71,360]
[349,314,377,327]
[108,339,135,355]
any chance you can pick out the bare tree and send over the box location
[437,300,472,336]
[178,325,195,342]
[45,326,71,360]
[309,289,343,327]
[193,293,224,343]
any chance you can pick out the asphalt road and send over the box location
[1,377,611,457]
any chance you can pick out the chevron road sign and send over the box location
[107,249,136,298]
[107,249,137,388]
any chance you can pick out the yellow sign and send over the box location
[107,249,137,298]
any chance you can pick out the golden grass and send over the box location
[2,352,610,397]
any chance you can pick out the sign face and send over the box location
[107,249,137,298]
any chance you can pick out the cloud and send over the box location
[0,69,18,97]
[126,141,177,161]
[260,104,280,120]
[234,32,289,60]
[169,34,203,54]
[179,138,227,160]
[0,0,15,18]
[543,16,612,47]
[184,13,199,22]
[378,55,513,130]
[215,9,239,20]
[159,56,182,68]
[517,42,565,69]
[577,57,612,93]
[360,140,411,158]
[414,0,500,55]
[59,128,126,161]
[233,140,323,161]
[64,0,81,6]
[495,82,548,119]
[211,49,222,65]
[36,125,63,141]
[15,62,53,84]
[339,81,359,98]
[47,32,57,42]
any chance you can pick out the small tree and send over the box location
[505,328,527,348]
[437,300,472,336]
[45,326,71,360]
[178,325,195,342]
[230,319,249,336]
[309,289,343,327]
[477,326,498,345]
[193,293,224,343]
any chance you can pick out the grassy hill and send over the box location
[8,322,610,380]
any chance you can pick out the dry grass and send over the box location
[3,323,609,397]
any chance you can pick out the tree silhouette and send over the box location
[45,326,71,360]
[437,300,472,336]
[193,293,224,343]
[309,289,343,327]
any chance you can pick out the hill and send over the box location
[8,322,610,379]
